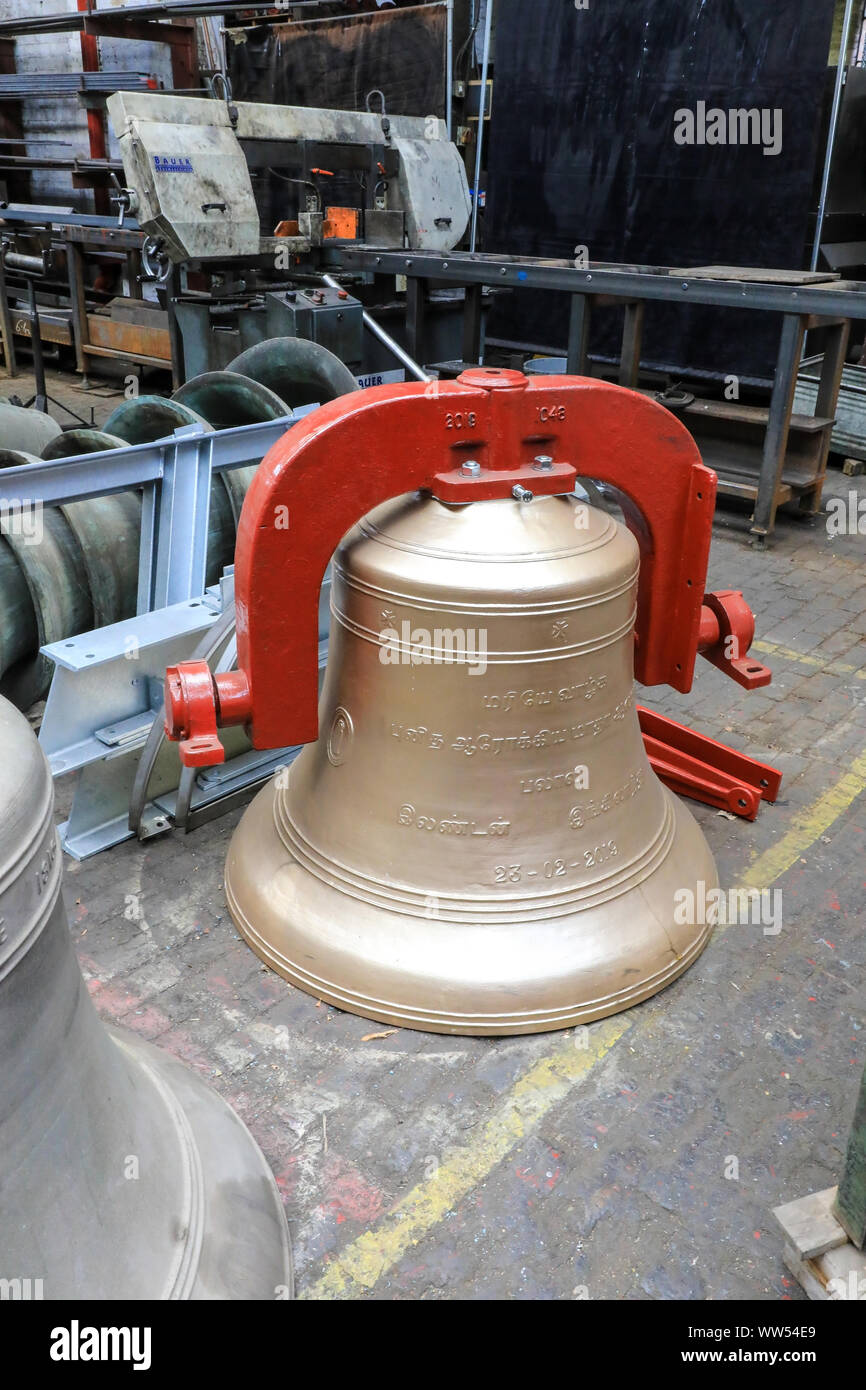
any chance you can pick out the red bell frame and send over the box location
[164,370,775,810]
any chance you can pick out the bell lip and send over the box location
[227,884,713,1035]
[224,783,718,1038]
[111,1029,294,1300]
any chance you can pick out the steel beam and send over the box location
[566,293,591,375]
[0,205,140,230]
[619,301,644,389]
[0,72,158,97]
[40,593,223,859]
[406,276,426,365]
[340,249,866,320]
[751,314,805,540]
[0,0,372,37]
[462,282,484,364]
[148,426,213,610]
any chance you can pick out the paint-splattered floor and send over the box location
[15,366,866,1299]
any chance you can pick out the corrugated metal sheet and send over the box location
[795,352,866,459]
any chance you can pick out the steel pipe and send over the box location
[2,251,47,275]
[446,0,454,141]
[811,0,861,272]
[469,0,493,253]
[321,274,430,382]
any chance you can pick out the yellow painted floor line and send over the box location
[746,748,866,890]
[302,748,866,1300]
[301,1016,631,1299]
[753,638,866,682]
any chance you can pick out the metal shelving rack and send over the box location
[0,8,198,204]
[0,6,200,378]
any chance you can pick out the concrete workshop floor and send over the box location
[8,364,866,1300]
[0,363,164,429]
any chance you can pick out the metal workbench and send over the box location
[0,205,169,380]
[339,249,865,543]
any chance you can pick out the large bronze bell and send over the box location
[0,695,292,1298]
[225,489,718,1033]
[164,370,770,1036]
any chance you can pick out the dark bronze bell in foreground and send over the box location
[0,696,292,1299]
[225,490,719,1034]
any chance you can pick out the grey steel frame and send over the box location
[0,205,141,231]
[0,244,15,376]
[0,411,308,611]
[811,0,862,272]
[340,248,861,542]
[469,0,493,253]
[0,411,314,859]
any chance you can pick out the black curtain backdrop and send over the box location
[485,0,837,382]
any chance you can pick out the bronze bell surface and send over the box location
[0,695,293,1298]
[225,489,719,1034]
[164,371,773,1036]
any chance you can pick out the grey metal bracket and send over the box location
[40,572,332,861]
[40,589,227,859]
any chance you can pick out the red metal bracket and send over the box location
[639,705,782,820]
[164,661,254,766]
[162,369,741,763]
[698,590,772,690]
[164,659,226,767]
